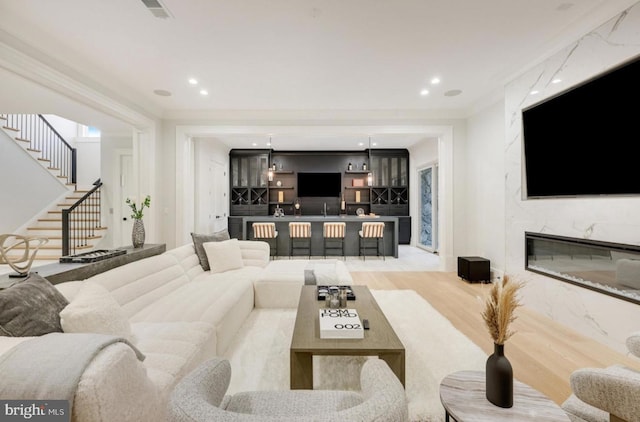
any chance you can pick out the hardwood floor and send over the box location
[350,271,640,405]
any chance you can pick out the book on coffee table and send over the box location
[319,308,364,339]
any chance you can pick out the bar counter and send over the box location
[241,215,398,258]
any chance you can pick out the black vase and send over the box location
[486,343,513,408]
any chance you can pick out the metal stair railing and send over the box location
[1,114,77,185]
[62,179,103,256]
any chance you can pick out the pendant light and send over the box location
[268,136,274,182]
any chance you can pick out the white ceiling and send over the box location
[0,0,636,149]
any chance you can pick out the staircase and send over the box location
[1,114,107,260]
[20,190,107,260]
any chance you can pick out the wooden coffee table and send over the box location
[290,285,405,389]
[439,371,570,421]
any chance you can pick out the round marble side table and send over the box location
[439,370,570,422]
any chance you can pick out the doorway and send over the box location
[418,164,438,252]
[194,155,227,233]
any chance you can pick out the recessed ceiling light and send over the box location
[530,90,539,95]
[420,89,429,96]
[372,142,377,146]
[200,89,208,96]
[188,78,198,85]
[431,77,441,85]
[552,78,562,84]
[266,142,271,146]
[252,142,257,146]
[444,89,462,97]
[153,89,172,97]
[358,142,364,146]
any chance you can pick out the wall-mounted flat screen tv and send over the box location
[522,55,640,198]
[297,172,341,197]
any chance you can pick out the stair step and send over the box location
[37,157,51,162]
[48,210,101,215]
[2,126,19,132]
[26,148,41,153]
[15,138,30,143]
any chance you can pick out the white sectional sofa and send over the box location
[0,239,353,422]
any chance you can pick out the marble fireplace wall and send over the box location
[504,2,640,353]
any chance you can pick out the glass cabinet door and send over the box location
[231,157,239,187]
[239,157,249,186]
[249,157,259,186]
[391,157,398,186]
[399,157,408,186]
[257,155,268,187]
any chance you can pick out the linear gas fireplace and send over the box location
[525,232,640,305]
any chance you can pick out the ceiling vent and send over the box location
[141,0,173,19]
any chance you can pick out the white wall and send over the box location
[42,114,78,142]
[504,2,640,353]
[465,100,506,277]
[0,129,67,233]
[75,137,101,186]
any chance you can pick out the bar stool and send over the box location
[323,222,346,259]
[252,222,278,259]
[289,222,311,259]
[359,222,385,260]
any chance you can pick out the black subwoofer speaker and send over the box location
[457,256,490,282]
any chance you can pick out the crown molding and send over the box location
[0,30,158,129]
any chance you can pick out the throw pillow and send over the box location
[0,273,69,337]
[203,238,244,274]
[191,230,231,271]
[59,282,132,341]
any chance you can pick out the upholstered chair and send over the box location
[288,222,311,259]
[168,358,408,422]
[358,222,385,260]
[562,331,640,422]
[252,223,278,258]
[323,222,346,259]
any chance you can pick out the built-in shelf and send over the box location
[345,170,370,174]
[269,186,295,189]
[344,186,370,189]
[273,170,294,174]
[269,201,293,205]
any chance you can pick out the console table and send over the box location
[242,216,399,258]
[439,371,570,421]
[0,244,166,288]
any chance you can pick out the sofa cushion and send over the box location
[86,253,190,319]
[132,321,214,395]
[0,273,68,337]
[60,282,132,341]
[191,230,230,271]
[129,267,260,324]
[204,239,244,274]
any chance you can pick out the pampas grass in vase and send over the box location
[482,276,521,408]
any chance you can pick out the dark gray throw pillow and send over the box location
[0,273,69,337]
[191,230,231,271]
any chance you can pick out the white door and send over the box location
[211,160,227,232]
[195,157,227,233]
[120,154,134,246]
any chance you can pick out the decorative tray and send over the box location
[316,285,356,301]
[59,249,127,263]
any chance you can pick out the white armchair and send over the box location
[562,332,640,422]
[168,358,408,422]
